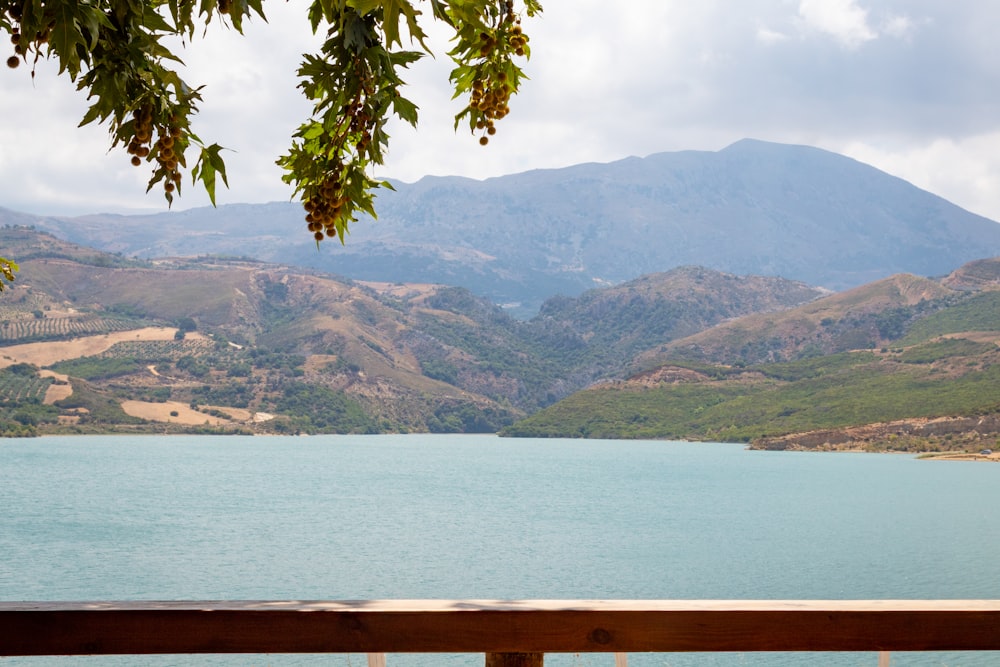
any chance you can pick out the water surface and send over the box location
[2,434,998,665]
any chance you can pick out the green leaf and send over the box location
[49,3,90,76]
[391,94,419,126]
[343,11,372,50]
[429,0,454,25]
[347,0,384,16]
[382,0,401,47]
[140,6,175,33]
[192,143,230,205]
[77,102,104,128]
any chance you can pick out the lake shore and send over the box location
[750,415,1000,457]
[918,450,1000,462]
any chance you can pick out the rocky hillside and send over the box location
[0,228,825,435]
[637,272,956,366]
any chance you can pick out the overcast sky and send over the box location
[3,0,1000,222]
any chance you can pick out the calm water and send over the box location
[2,434,1000,666]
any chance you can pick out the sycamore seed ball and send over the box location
[6,55,18,68]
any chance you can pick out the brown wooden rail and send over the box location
[2,600,1000,656]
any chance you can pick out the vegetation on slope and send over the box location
[641,273,956,367]
[503,260,1000,447]
[413,273,1000,442]
[501,345,1000,443]
[897,291,1000,345]
[0,363,57,436]
[3,227,999,442]
[272,383,376,434]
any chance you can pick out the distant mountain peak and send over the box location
[7,140,1000,317]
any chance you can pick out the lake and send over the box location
[2,434,999,666]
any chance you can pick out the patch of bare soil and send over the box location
[629,365,712,386]
[119,401,265,426]
[206,405,254,422]
[304,354,339,372]
[941,332,1000,345]
[121,400,231,426]
[39,370,73,404]
[0,327,183,368]
[357,281,441,301]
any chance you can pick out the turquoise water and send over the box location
[2,434,1000,665]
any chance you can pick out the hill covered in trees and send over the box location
[501,259,1000,453]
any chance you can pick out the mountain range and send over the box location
[2,139,1000,446]
[0,225,832,433]
[7,138,1000,316]
[0,226,998,446]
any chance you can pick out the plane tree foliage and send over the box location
[0,0,543,290]
[0,258,16,292]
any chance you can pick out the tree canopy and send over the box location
[0,0,542,290]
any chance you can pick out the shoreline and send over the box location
[917,451,1000,462]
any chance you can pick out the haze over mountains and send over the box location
[7,139,1000,316]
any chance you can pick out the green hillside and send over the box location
[503,261,1000,450]
[897,291,1000,345]
[502,344,1000,445]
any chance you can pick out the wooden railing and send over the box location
[3,600,1000,662]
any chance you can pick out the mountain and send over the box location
[0,228,825,435]
[9,139,1000,316]
[410,266,825,406]
[636,272,955,366]
[502,258,1000,449]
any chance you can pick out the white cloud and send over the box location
[881,14,915,40]
[756,26,790,45]
[798,0,877,48]
[838,134,1000,221]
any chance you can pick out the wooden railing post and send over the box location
[485,652,543,667]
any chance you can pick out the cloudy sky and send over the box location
[2,0,1000,222]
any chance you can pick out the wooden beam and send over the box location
[486,652,544,667]
[2,600,1000,656]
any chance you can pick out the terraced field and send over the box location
[0,367,52,404]
[0,315,140,343]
